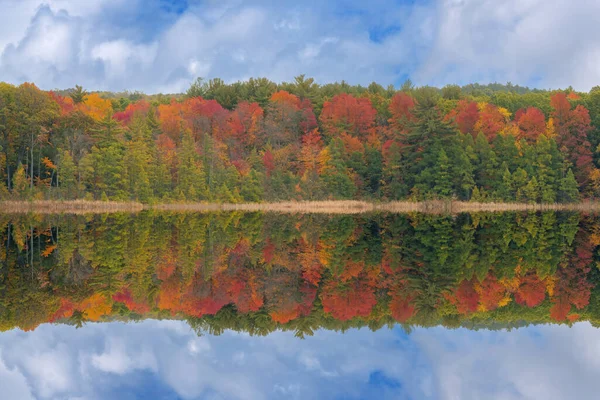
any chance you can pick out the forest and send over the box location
[1,211,599,335]
[1,77,600,203]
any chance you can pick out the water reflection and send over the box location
[0,211,597,333]
[1,320,599,399]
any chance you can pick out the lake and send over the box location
[1,211,598,399]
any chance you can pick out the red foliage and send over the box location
[448,278,479,314]
[299,99,318,134]
[262,239,275,263]
[48,298,75,322]
[390,294,415,322]
[49,92,76,116]
[320,93,377,138]
[113,288,151,314]
[551,92,571,128]
[447,100,479,136]
[551,93,594,186]
[227,101,263,149]
[263,150,275,176]
[388,93,415,134]
[321,276,377,321]
[514,274,546,307]
[515,107,546,143]
[113,100,151,125]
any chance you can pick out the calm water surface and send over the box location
[1,211,598,399]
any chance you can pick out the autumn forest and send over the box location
[1,211,599,334]
[1,77,600,203]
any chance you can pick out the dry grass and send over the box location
[152,200,376,214]
[450,200,600,213]
[2,199,600,215]
[0,200,144,214]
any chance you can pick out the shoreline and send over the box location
[1,199,600,214]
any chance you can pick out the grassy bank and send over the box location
[0,200,144,214]
[2,199,600,214]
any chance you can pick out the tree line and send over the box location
[1,77,600,202]
[0,211,599,334]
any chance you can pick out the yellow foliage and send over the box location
[498,296,512,307]
[80,93,113,121]
[498,107,511,120]
[317,148,331,173]
[80,293,113,321]
[500,122,520,137]
[588,168,600,196]
[545,276,557,297]
[545,117,556,138]
[499,276,520,292]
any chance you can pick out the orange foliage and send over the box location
[475,274,506,311]
[474,103,506,141]
[79,293,113,321]
[79,93,113,121]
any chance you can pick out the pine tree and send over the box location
[522,176,539,203]
[513,168,529,202]
[382,142,405,200]
[471,186,483,202]
[401,90,457,196]
[123,118,153,202]
[240,169,264,202]
[176,133,206,201]
[434,149,452,198]
[322,138,355,199]
[559,169,580,203]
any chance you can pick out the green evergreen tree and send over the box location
[322,138,355,200]
[240,169,264,202]
[382,142,405,199]
[522,176,539,203]
[433,149,452,198]
[559,169,580,203]
[512,168,529,202]
[176,133,206,201]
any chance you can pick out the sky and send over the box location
[1,320,600,399]
[1,0,600,93]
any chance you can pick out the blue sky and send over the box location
[1,0,600,93]
[1,320,600,399]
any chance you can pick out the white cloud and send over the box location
[0,320,599,399]
[0,0,599,93]
[20,344,74,398]
[413,323,600,400]
[91,337,157,374]
[418,0,600,90]
[0,353,35,400]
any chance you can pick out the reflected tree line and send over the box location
[0,211,599,337]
